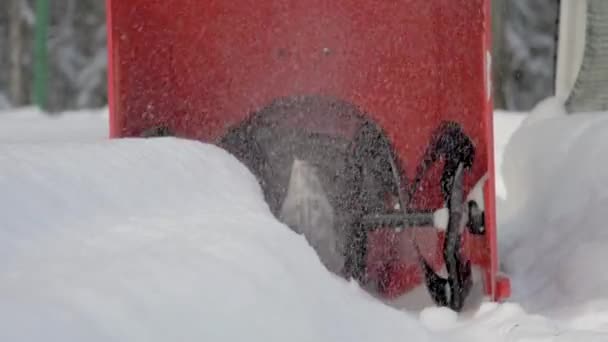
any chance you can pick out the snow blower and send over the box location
[106,0,511,311]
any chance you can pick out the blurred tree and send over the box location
[499,0,560,111]
[33,0,48,109]
[0,0,106,112]
[9,0,25,106]
[492,0,507,109]
[46,0,107,112]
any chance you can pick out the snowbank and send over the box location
[0,137,444,341]
[492,110,526,199]
[499,97,608,319]
[2,104,608,341]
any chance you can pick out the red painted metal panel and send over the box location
[106,0,508,302]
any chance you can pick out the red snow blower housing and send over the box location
[106,0,510,311]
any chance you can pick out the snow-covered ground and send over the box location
[1,101,608,341]
[0,106,109,144]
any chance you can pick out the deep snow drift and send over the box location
[499,97,608,321]
[0,136,442,341]
[2,102,608,341]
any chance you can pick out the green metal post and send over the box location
[33,0,49,110]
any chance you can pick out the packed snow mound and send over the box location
[499,97,608,317]
[3,106,608,341]
[492,110,526,200]
[0,137,445,342]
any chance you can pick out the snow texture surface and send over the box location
[0,108,443,342]
[500,97,608,319]
[1,103,608,341]
[0,106,109,143]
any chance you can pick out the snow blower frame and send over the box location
[106,0,511,311]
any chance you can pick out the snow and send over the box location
[0,106,109,143]
[0,107,442,341]
[1,102,608,341]
[492,109,526,200]
[499,97,608,318]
